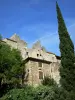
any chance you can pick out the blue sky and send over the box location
[0,0,75,55]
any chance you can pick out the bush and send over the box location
[42,76,57,86]
[0,86,35,100]
[1,85,74,100]
[34,85,55,100]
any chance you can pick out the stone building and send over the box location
[3,34,60,86]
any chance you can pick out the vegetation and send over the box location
[56,1,75,100]
[42,76,57,86]
[0,36,23,97]
[56,2,75,92]
[0,85,67,100]
[0,1,75,100]
[0,86,35,100]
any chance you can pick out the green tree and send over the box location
[0,42,23,89]
[0,85,65,100]
[56,2,75,92]
[6,48,23,86]
[0,86,35,100]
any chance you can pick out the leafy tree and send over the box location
[56,2,75,92]
[0,43,22,85]
[0,41,23,96]
[1,85,74,100]
[0,86,35,100]
[6,48,23,85]
[0,43,11,87]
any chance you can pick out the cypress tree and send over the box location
[56,2,75,91]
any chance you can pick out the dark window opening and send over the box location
[39,71,43,79]
[37,54,39,57]
[26,52,28,55]
[52,57,54,60]
[39,68,42,70]
[27,69,29,72]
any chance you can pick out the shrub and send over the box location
[0,86,35,100]
[42,76,57,86]
[1,85,72,100]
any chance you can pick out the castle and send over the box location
[3,34,60,86]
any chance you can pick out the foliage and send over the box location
[34,85,55,100]
[56,2,75,92]
[0,86,35,100]
[1,2,75,99]
[0,43,22,83]
[1,85,71,100]
[42,76,57,86]
[34,85,68,100]
[0,42,23,97]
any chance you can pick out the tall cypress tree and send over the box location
[56,2,75,91]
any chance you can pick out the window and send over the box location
[38,62,42,67]
[39,71,43,79]
[40,54,41,56]
[27,69,29,72]
[52,57,54,60]
[37,54,39,57]
[26,52,28,55]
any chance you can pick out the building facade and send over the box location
[3,34,60,86]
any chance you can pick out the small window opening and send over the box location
[39,71,43,79]
[26,52,28,55]
[52,57,54,60]
[37,54,39,57]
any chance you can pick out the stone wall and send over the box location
[25,48,58,63]
[27,60,40,86]
[25,59,60,86]
[3,34,27,59]
[50,62,60,84]
[3,34,61,85]
[3,38,17,49]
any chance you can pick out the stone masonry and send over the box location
[3,34,61,86]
